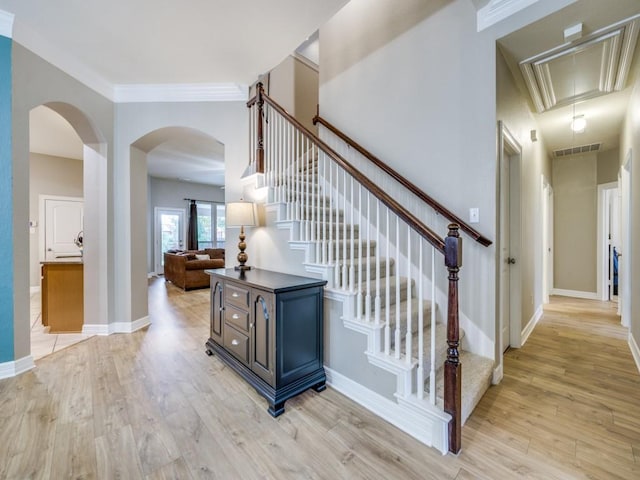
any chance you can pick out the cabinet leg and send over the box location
[313,381,326,392]
[205,348,214,356]
[268,401,285,417]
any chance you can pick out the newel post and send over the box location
[255,82,265,173]
[444,223,462,454]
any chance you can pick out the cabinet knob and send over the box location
[232,292,239,298]
[232,314,239,319]
[231,339,239,346]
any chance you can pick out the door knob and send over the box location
[507,257,516,265]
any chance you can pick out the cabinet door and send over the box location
[251,291,275,386]
[210,279,224,344]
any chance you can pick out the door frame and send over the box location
[620,150,632,327]
[597,181,619,301]
[496,121,522,360]
[154,207,186,275]
[541,176,554,304]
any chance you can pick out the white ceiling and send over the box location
[14,0,349,184]
[0,0,347,91]
[498,0,640,155]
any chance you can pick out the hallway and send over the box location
[0,285,639,478]
[467,296,640,478]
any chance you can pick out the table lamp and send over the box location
[226,201,257,271]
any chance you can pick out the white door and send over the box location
[155,208,186,275]
[44,198,84,260]
[498,122,522,352]
[500,150,511,351]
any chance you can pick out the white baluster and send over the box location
[356,184,363,320]
[364,191,371,322]
[385,207,390,356]
[394,216,400,359]
[418,239,424,400]
[406,225,412,365]
[374,200,380,325]
[430,246,436,405]
[334,165,341,287]
[349,176,355,292]
[342,169,348,290]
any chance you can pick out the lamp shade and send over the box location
[226,201,257,227]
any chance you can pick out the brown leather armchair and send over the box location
[163,248,225,290]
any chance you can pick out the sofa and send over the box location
[163,248,225,290]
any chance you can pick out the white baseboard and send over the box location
[82,323,111,336]
[551,289,598,300]
[148,272,157,279]
[521,304,543,346]
[325,366,448,454]
[0,355,35,380]
[629,332,640,374]
[30,286,41,295]
[83,316,151,336]
[114,316,151,333]
[492,364,504,385]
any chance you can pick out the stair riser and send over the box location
[340,261,394,284]
[361,279,413,309]
[319,242,377,260]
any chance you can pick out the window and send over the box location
[196,202,225,249]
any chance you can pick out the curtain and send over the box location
[187,200,198,250]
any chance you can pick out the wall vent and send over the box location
[553,143,602,157]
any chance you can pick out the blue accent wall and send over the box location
[0,35,13,363]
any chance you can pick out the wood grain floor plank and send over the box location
[2,284,639,479]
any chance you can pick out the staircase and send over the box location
[246,84,494,454]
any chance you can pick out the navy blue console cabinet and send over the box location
[205,268,327,416]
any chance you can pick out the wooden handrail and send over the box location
[312,114,492,247]
[252,86,446,253]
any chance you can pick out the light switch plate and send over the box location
[469,207,479,223]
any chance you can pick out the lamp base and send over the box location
[235,265,252,271]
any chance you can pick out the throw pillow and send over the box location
[195,254,210,260]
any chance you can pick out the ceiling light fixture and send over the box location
[571,115,586,133]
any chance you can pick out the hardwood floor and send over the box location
[1,285,639,479]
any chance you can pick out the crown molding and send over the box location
[477,0,540,31]
[113,83,248,103]
[0,10,15,38]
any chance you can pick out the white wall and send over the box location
[320,0,498,359]
[28,153,83,287]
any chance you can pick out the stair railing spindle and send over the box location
[406,225,412,365]
[365,191,371,322]
[385,207,391,356]
[418,239,424,400]
[430,245,436,405]
[349,176,355,292]
[342,169,348,290]
[356,184,363,320]
[394,215,401,360]
[374,200,381,325]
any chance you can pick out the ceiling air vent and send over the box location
[553,143,602,157]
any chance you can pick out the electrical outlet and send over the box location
[469,208,479,224]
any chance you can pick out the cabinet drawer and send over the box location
[225,304,250,332]
[225,283,250,309]
[223,326,249,365]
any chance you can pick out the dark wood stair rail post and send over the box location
[255,82,265,173]
[444,224,462,454]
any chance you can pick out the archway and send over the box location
[29,102,109,342]
[128,126,225,324]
